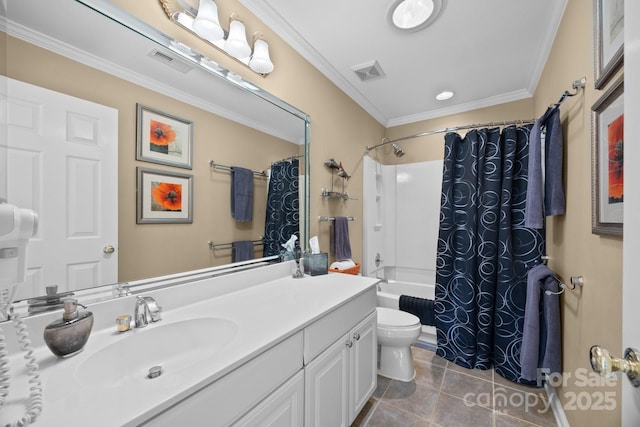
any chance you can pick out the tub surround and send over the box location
[0,262,378,426]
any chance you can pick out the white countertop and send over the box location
[0,269,377,426]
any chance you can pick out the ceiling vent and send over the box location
[351,60,385,82]
[148,49,193,74]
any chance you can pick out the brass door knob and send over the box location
[103,245,116,254]
[589,345,640,387]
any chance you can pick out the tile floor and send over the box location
[353,344,558,427]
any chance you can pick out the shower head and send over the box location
[392,143,405,157]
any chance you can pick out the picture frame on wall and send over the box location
[136,104,193,169]
[591,77,624,236]
[137,167,193,224]
[594,0,624,89]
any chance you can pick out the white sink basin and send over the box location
[75,317,238,387]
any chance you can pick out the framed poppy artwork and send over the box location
[591,76,623,236]
[137,167,193,224]
[136,104,193,169]
[594,0,624,89]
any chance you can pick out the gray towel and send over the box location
[232,241,254,262]
[330,216,352,261]
[521,264,562,381]
[230,167,253,222]
[525,106,565,229]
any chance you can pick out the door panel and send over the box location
[2,77,118,299]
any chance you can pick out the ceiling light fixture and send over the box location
[389,0,444,32]
[436,90,454,101]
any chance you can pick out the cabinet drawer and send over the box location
[141,331,303,427]
[304,287,376,364]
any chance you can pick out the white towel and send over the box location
[330,259,356,270]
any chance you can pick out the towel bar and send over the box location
[208,239,263,251]
[318,216,355,222]
[209,160,266,177]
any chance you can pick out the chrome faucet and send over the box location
[134,296,162,328]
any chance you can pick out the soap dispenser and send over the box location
[43,299,94,357]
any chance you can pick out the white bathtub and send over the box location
[376,276,437,347]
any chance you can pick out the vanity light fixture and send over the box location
[192,0,224,42]
[162,0,275,76]
[249,33,274,74]
[389,0,444,32]
[224,15,252,59]
[435,90,454,101]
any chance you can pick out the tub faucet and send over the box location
[134,296,162,328]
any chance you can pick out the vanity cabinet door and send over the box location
[304,332,351,427]
[349,311,377,424]
[232,371,304,427]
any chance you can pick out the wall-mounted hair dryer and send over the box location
[0,201,38,293]
[0,201,43,425]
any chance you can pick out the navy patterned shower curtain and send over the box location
[434,125,545,384]
[263,159,300,257]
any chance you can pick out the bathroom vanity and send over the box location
[0,262,378,426]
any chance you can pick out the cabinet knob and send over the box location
[353,333,360,341]
[346,340,353,348]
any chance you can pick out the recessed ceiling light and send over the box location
[436,90,454,101]
[389,0,444,32]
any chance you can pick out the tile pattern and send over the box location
[353,345,557,427]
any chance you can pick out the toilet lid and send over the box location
[377,307,420,327]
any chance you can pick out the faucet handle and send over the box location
[143,297,162,322]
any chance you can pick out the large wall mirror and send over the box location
[2,0,310,312]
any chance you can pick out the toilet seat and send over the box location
[377,307,420,329]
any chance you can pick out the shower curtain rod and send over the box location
[365,76,587,154]
[276,154,303,163]
[365,118,537,152]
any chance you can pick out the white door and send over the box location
[622,1,640,424]
[1,77,118,300]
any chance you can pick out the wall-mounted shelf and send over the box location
[322,158,357,200]
[321,189,357,200]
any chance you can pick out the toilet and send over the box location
[376,307,422,382]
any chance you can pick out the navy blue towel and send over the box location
[230,167,254,222]
[521,264,562,381]
[399,295,435,326]
[330,216,352,260]
[232,241,254,262]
